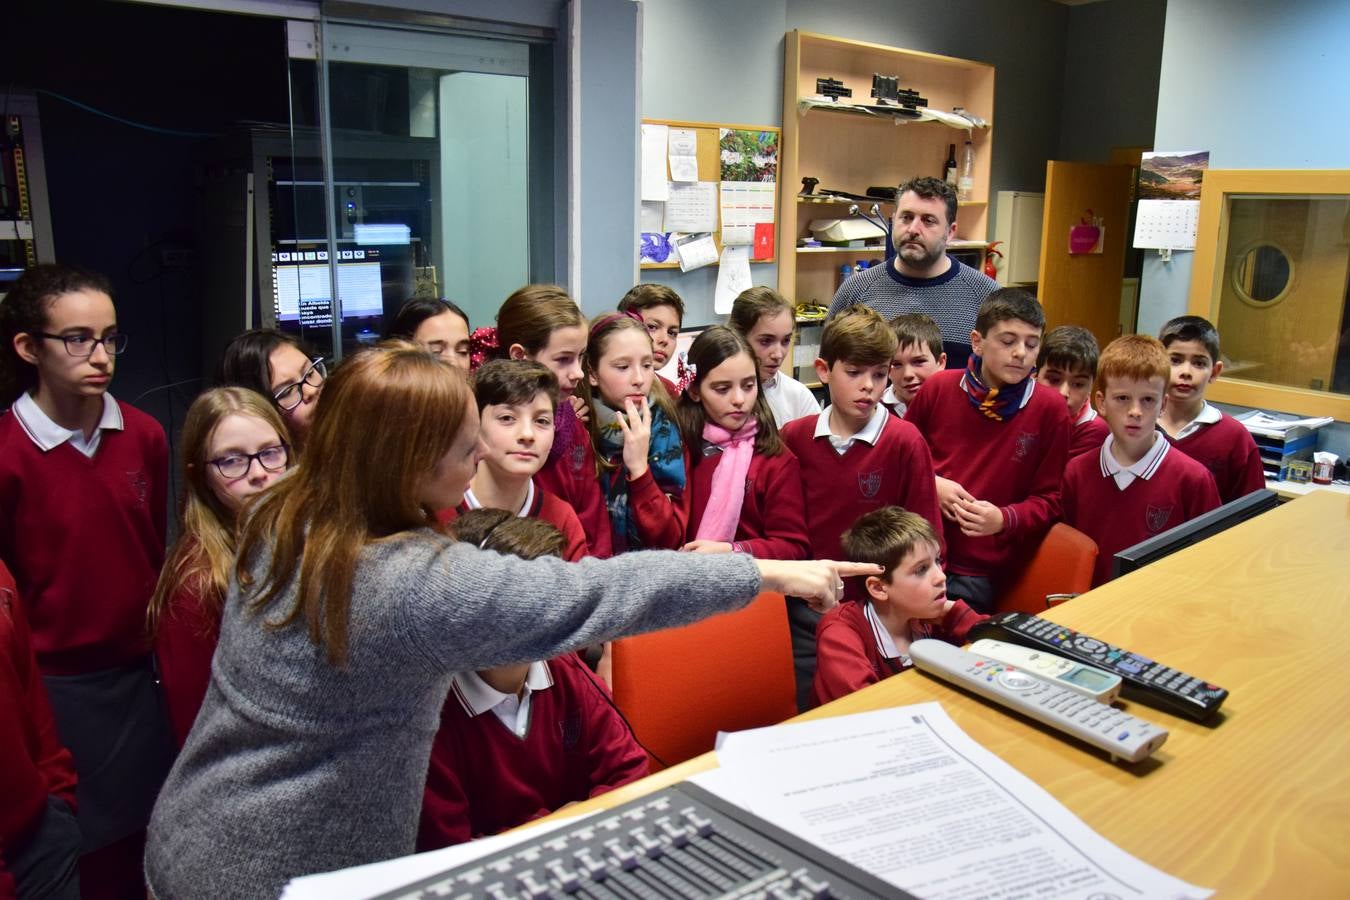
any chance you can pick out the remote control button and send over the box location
[999,670,1038,691]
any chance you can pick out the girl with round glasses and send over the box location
[0,263,173,898]
[216,329,326,450]
[148,387,292,748]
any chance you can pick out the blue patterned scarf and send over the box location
[595,402,686,552]
[961,354,1035,422]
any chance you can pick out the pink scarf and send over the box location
[694,417,759,542]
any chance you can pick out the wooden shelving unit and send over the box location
[779,31,996,313]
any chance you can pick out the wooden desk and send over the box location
[549,490,1350,893]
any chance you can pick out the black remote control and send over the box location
[969,612,1228,721]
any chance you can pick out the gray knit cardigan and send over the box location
[144,529,760,899]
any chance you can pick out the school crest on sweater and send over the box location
[1146,504,1175,533]
[1012,431,1039,462]
[857,469,883,499]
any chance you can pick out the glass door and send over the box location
[267,19,544,360]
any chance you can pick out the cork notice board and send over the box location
[639,118,779,269]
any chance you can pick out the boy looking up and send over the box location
[903,288,1070,614]
[882,313,946,417]
[1037,325,1108,459]
[418,511,647,848]
[1062,335,1221,586]
[439,359,589,561]
[781,305,939,709]
[813,507,986,705]
[1157,315,1266,503]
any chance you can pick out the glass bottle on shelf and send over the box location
[944,143,957,186]
[958,140,974,202]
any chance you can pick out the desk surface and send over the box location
[551,490,1350,893]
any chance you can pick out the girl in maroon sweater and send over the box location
[579,313,688,553]
[0,264,171,900]
[148,388,293,748]
[677,327,810,561]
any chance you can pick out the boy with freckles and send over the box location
[1062,335,1220,587]
[903,288,1070,614]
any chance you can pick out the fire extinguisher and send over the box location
[984,241,1003,279]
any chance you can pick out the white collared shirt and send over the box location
[813,401,889,455]
[462,478,536,518]
[447,661,554,738]
[863,600,905,663]
[1171,401,1222,440]
[12,392,123,458]
[880,384,907,418]
[1099,431,1170,491]
[1076,404,1099,426]
[762,370,821,428]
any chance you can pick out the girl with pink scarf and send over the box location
[677,327,811,560]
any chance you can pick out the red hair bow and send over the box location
[468,326,499,371]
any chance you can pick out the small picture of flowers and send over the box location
[719,129,779,182]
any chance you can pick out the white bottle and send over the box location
[958,140,974,202]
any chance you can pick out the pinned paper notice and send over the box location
[664,182,718,233]
[667,128,699,183]
[714,245,752,314]
[720,181,775,246]
[640,124,669,202]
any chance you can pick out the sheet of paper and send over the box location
[663,181,718,233]
[281,815,585,900]
[640,123,669,201]
[640,201,666,233]
[720,181,775,245]
[695,704,1211,900]
[753,222,775,260]
[714,245,753,314]
[667,128,699,182]
[673,233,717,272]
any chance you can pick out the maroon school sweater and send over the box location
[417,655,648,848]
[1063,442,1221,586]
[153,576,220,749]
[0,403,167,674]
[685,448,810,560]
[537,438,614,559]
[812,599,986,705]
[782,413,941,563]
[903,370,1070,579]
[0,567,78,888]
[1167,412,1266,504]
[1070,414,1110,460]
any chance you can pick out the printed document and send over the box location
[695,704,1211,900]
[640,123,669,201]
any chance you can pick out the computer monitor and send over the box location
[1111,488,1280,580]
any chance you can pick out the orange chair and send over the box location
[610,591,796,771]
[997,523,1098,614]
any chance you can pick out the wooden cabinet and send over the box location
[779,31,996,312]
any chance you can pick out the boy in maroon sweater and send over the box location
[903,288,1070,614]
[619,283,685,395]
[1157,316,1266,503]
[418,511,647,848]
[782,306,940,709]
[1038,325,1108,460]
[814,507,986,705]
[1063,336,1221,586]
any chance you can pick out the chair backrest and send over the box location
[997,523,1098,614]
[610,591,796,771]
